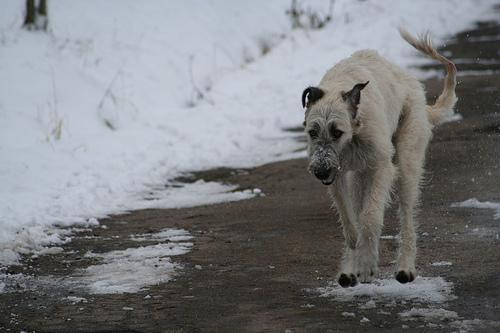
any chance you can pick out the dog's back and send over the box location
[316,30,457,138]
[318,48,425,139]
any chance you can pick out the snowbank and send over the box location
[1,0,498,265]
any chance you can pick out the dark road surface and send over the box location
[1,21,500,333]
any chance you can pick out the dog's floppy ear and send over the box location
[302,86,324,108]
[341,81,369,118]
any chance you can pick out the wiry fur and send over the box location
[303,30,457,286]
[398,28,458,125]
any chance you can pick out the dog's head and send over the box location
[302,81,369,185]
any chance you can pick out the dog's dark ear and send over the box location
[302,86,324,108]
[341,81,369,118]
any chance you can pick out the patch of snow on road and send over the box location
[0,181,251,265]
[74,229,192,294]
[131,228,193,242]
[36,246,64,255]
[359,300,377,309]
[398,306,500,331]
[132,180,257,211]
[431,261,452,267]
[399,307,459,321]
[301,303,315,309]
[318,277,456,303]
[451,198,500,219]
[0,218,98,266]
[64,296,88,304]
[442,113,463,123]
[451,319,500,332]
[380,235,398,240]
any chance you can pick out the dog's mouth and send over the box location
[309,167,338,186]
[308,162,339,186]
[320,172,337,186]
[321,179,334,186]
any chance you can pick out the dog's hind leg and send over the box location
[394,99,432,283]
[330,172,359,287]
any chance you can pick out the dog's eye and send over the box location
[332,128,344,140]
[308,129,319,140]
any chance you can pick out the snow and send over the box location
[441,113,463,124]
[451,198,500,220]
[131,180,258,211]
[380,235,398,240]
[1,0,498,265]
[359,300,377,309]
[399,307,459,321]
[342,312,356,317]
[0,229,193,294]
[301,303,316,308]
[130,228,193,242]
[318,276,456,303]
[70,228,193,294]
[451,319,500,332]
[36,246,64,255]
[64,296,88,304]
[1,180,253,265]
[431,261,452,267]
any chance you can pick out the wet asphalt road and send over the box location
[1,20,500,333]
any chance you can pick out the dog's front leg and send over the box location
[330,173,358,287]
[355,161,395,283]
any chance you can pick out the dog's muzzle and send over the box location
[309,146,340,185]
[313,168,335,185]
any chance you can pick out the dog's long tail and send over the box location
[399,28,457,126]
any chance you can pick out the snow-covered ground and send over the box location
[0,228,194,294]
[74,228,193,294]
[1,0,498,265]
[318,276,456,304]
[452,198,500,219]
[316,276,486,330]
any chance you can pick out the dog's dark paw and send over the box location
[349,274,358,287]
[395,270,416,284]
[338,273,357,288]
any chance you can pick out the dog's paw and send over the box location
[354,252,379,283]
[395,269,416,284]
[338,273,357,288]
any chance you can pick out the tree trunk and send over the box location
[38,0,47,16]
[23,0,36,30]
[23,0,48,31]
[37,0,48,30]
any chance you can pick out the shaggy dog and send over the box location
[302,29,457,287]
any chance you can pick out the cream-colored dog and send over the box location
[302,29,457,287]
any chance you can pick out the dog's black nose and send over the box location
[314,168,331,180]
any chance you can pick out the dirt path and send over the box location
[2,21,500,333]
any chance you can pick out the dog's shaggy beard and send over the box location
[308,144,342,185]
